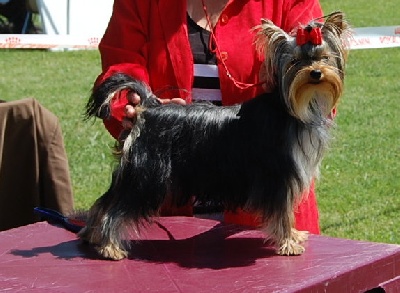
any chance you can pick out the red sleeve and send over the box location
[95,0,151,139]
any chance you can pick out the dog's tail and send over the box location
[85,73,159,120]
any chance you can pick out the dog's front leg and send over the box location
[264,211,308,256]
[278,228,309,256]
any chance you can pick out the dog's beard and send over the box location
[286,67,343,123]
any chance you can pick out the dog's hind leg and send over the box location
[78,190,130,260]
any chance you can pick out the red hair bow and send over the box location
[296,26,322,46]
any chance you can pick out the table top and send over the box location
[0,217,399,292]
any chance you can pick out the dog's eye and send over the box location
[321,55,330,61]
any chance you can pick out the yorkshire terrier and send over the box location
[80,11,350,260]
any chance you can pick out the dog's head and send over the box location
[255,11,350,123]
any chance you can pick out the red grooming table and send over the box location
[0,217,399,292]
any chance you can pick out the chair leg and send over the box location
[21,11,31,33]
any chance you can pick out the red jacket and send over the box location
[95,0,323,234]
[97,0,323,139]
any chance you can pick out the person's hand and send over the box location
[158,98,187,105]
[122,92,141,130]
[122,93,186,131]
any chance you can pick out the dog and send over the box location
[80,11,350,260]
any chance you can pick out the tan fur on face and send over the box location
[289,66,343,122]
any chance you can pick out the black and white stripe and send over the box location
[192,64,221,102]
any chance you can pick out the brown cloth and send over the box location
[0,98,74,230]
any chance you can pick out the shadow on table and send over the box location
[10,222,277,270]
[128,222,276,269]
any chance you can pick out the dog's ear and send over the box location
[253,18,289,88]
[256,19,288,43]
[254,19,288,55]
[323,11,349,36]
[254,19,289,90]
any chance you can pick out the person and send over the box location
[0,0,37,34]
[0,98,74,231]
[92,0,325,234]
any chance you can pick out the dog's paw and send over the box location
[291,228,309,243]
[277,238,305,256]
[97,244,128,261]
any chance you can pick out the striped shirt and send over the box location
[187,14,222,104]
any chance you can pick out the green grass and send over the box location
[0,2,398,244]
[317,1,400,243]
[317,47,400,243]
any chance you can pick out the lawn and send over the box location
[0,1,398,244]
[318,1,400,243]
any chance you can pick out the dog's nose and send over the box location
[310,69,322,80]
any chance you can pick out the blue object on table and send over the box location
[33,207,85,233]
